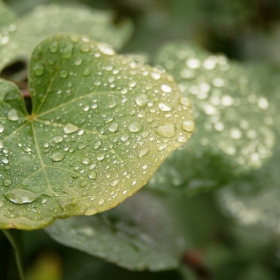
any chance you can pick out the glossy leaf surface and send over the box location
[46,190,185,271]
[0,34,194,230]
[147,42,275,195]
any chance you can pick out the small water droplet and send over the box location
[230,128,242,139]
[33,63,44,76]
[128,122,142,132]
[161,84,172,93]
[84,207,98,216]
[82,158,91,165]
[3,179,12,187]
[93,140,102,149]
[158,103,171,111]
[98,198,104,205]
[0,141,3,148]
[97,154,105,161]
[156,124,175,137]
[138,148,150,158]
[108,123,119,133]
[2,157,8,164]
[108,101,116,108]
[0,124,4,133]
[74,57,83,65]
[135,94,148,107]
[88,171,97,179]
[151,72,161,80]
[97,43,115,55]
[80,181,88,188]
[121,133,129,141]
[63,44,73,59]
[181,120,195,132]
[49,42,58,53]
[64,123,79,134]
[59,70,68,78]
[7,109,19,121]
[54,136,63,143]
[80,43,90,53]
[180,97,191,107]
[186,58,201,69]
[50,152,65,162]
[111,179,120,187]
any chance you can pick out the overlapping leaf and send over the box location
[147,42,275,195]
[0,34,194,230]
[45,190,185,271]
[0,4,133,72]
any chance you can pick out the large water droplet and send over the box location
[7,109,19,121]
[54,136,63,143]
[161,84,172,93]
[135,94,148,107]
[5,189,41,204]
[97,43,115,55]
[182,120,195,132]
[108,123,119,133]
[50,152,65,162]
[128,122,142,132]
[64,123,79,134]
[156,124,175,137]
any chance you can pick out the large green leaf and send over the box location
[0,4,133,72]
[45,190,185,271]
[0,34,194,230]
[146,42,275,195]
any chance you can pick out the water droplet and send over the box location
[54,136,63,143]
[151,72,161,80]
[156,124,175,137]
[128,122,142,132]
[80,44,90,53]
[221,95,234,107]
[59,70,68,78]
[108,101,116,108]
[158,102,171,111]
[0,124,4,133]
[111,179,120,187]
[74,57,83,65]
[84,207,98,216]
[2,157,9,164]
[89,171,97,179]
[33,63,44,76]
[186,58,201,69]
[82,158,91,165]
[7,109,19,121]
[98,198,104,205]
[135,94,148,107]
[83,68,91,76]
[230,128,242,139]
[258,97,269,110]
[49,42,58,53]
[182,120,195,132]
[80,181,88,188]
[63,44,73,59]
[178,136,187,143]
[97,43,115,55]
[5,189,41,204]
[3,179,12,187]
[108,123,119,133]
[64,123,79,134]
[138,148,150,158]
[93,141,102,149]
[0,141,3,148]
[180,97,191,107]
[97,154,105,161]
[50,152,65,162]
[161,84,172,93]
[121,133,129,141]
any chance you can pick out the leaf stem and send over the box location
[2,229,25,280]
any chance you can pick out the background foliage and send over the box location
[1,0,280,279]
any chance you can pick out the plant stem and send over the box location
[2,229,25,280]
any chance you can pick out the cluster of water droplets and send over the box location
[0,34,194,229]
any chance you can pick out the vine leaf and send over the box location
[45,190,185,271]
[0,34,194,230]
[0,4,133,72]
[147,42,275,195]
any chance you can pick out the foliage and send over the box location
[1,1,280,280]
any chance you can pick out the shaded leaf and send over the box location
[146,42,275,195]
[45,190,185,271]
[0,34,194,230]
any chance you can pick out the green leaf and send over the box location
[45,190,185,271]
[0,34,194,230]
[147,42,275,195]
[0,2,18,71]
[0,4,133,72]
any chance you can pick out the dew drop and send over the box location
[156,124,175,138]
[7,109,19,121]
[74,57,83,65]
[84,207,98,216]
[49,42,58,53]
[54,136,63,143]
[138,148,150,158]
[108,123,119,133]
[59,70,68,78]
[111,179,120,187]
[258,97,269,110]
[158,102,171,111]
[2,157,9,164]
[3,179,12,187]
[151,72,161,80]
[230,128,242,139]
[97,154,105,161]
[98,198,104,205]
[93,140,102,149]
[82,158,91,165]
[97,43,115,55]
[182,120,195,132]
[64,123,79,134]
[63,44,73,59]
[180,97,191,107]
[186,58,201,69]
[89,171,97,179]
[0,124,4,133]
[80,44,90,53]
[0,141,3,148]
[50,152,65,162]
[33,63,44,76]
[128,122,142,132]
[135,94,148,107]
[108,101,116,108]
[121,133,129,141]
[161,84,172,93]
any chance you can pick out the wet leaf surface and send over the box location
[45,190,185,271]
[0,34,194,230]
[147,42,275,195]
